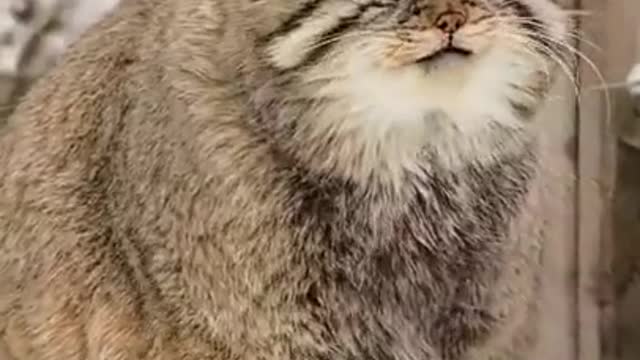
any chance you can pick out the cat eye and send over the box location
[10,0,34,23]
[366,0,397,9]
[410,4,421,15]
[461,0,478,7]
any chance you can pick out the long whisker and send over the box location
[504,21,612,129]
[497,33,554,80]
[509,27,611,126]
[503,33,576,99]
[494,17,578,91]
[506,17,601,52]
[563,10,594,18]
[585,81,631,91]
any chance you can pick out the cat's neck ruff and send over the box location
[294,45,539,185]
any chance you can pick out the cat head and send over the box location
[227,0,571,182]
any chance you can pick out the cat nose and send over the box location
[434,11,467,33]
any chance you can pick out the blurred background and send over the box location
[0,0,118,122]
[0,0,638,359]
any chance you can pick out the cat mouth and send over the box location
[416,46,473,64]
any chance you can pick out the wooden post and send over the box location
[574,0,613,359]
[575,0,640,359]
[532,0,580,358]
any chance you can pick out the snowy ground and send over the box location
[0,0,119,119]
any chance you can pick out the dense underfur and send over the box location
[0,0,568,359]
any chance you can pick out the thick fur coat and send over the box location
[0,0,570,359]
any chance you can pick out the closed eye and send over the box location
[265,0,402,70]
[468,14,494,25]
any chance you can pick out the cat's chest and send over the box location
[295,205,505,360]
[293,163,521,265]
[287,159,535,359]
[304,174,510,297]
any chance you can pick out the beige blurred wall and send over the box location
[605,0,640,359]
[575,0,640,359]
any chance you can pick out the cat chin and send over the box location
[341,47,534,127]
[300,44,544,173]
[416,52,471,74]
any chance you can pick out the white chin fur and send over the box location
[308,44,542,173]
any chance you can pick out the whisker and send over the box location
[506,17,601,52]
[498,33,553,78]
[501,34,573,98]
[562,10,594,18]
[585,81,631,91]
[506,25,611,127]
[494,18,578,93]
[512,32,611,130]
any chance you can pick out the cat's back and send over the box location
[0,0,169,217]
[0,0,159,253]
[0,1,186,358]
[0,0,158,154]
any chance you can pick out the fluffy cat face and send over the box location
[245,0,571,182]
